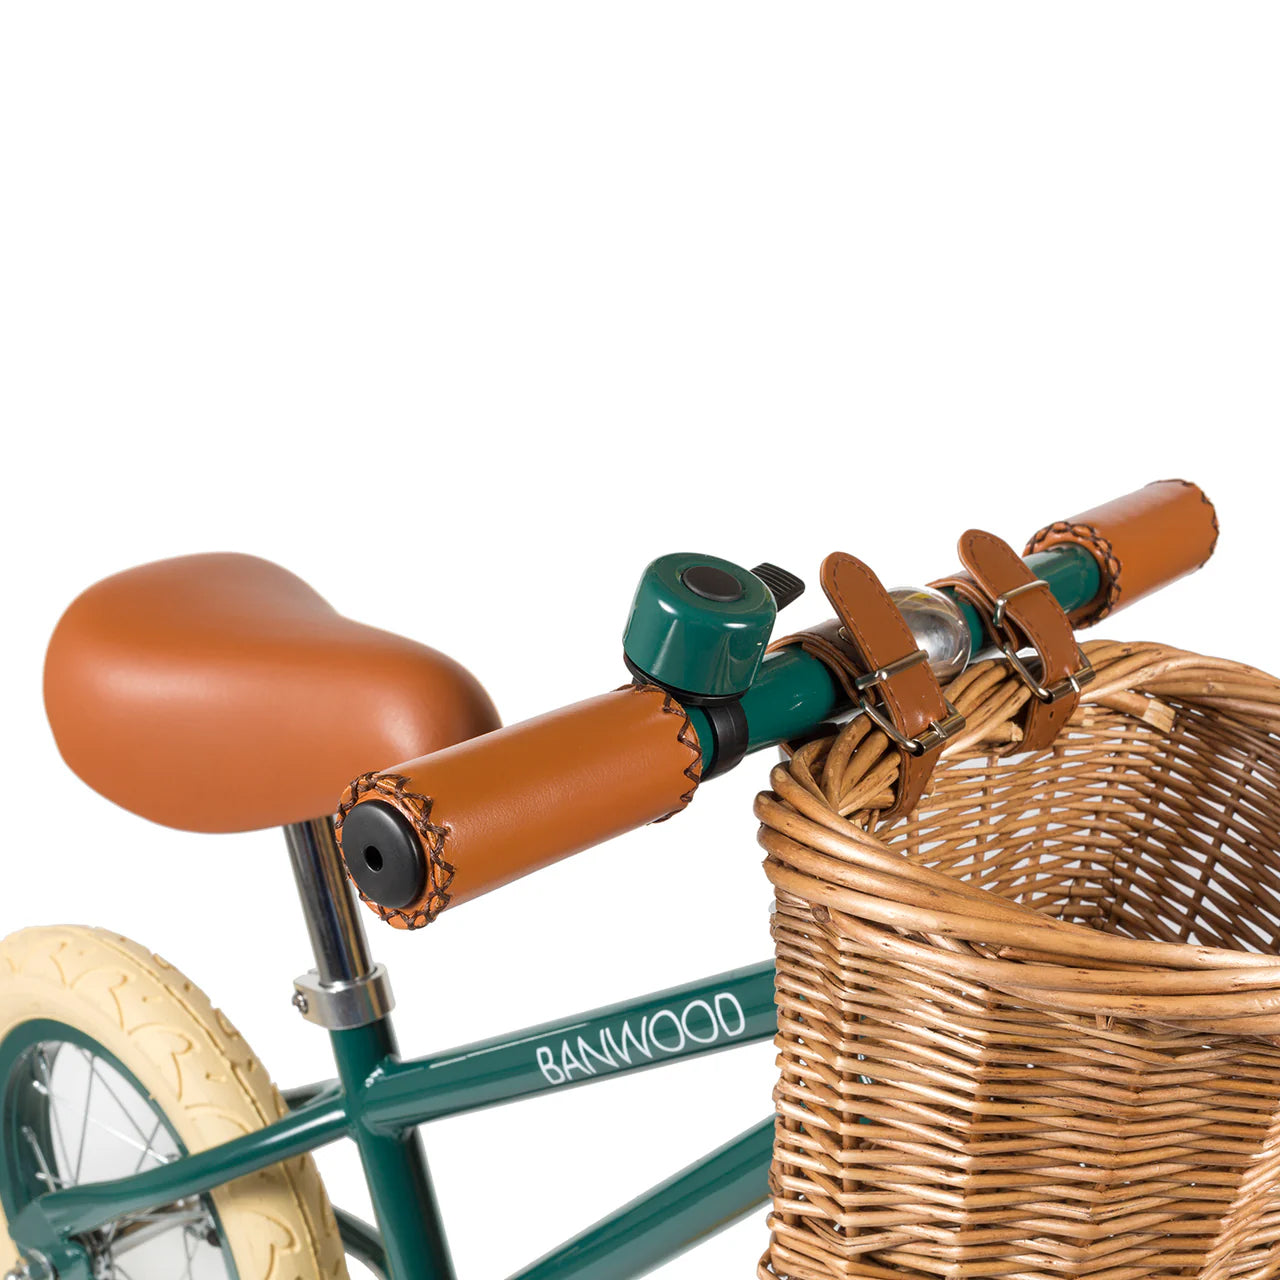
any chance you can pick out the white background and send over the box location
[2,5,1278,1277]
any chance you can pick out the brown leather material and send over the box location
[337,683,702,929]
[776,554,958,819]
[1025,479,1219,626]
[934,529,1085,752]
[44,554,501,833]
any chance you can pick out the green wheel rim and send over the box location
[0,1018,240,1279]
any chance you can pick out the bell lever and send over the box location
[751,563,805,612]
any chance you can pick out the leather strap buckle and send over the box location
[851,646,965,755]
[991,578,1051,630]
[773,553,963,818]
[932,529,1089,755]
[990,579,1096,703]
[1001,642,1096,704]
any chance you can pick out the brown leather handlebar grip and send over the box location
[1025,478,1219,627]
[337,683,702,929]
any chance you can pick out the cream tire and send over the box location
[0,926,348,1279]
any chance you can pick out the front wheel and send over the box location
[0,926,347,1280]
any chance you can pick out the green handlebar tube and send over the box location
[684,543,1101,768]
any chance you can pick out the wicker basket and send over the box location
[758,640,1280,1280]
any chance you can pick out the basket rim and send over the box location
[759,640,1280,1031]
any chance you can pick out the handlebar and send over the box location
[337,684,702,928]
[337,479,1219,929]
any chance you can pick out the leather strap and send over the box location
[776,553,961,819]
[934,529,1089,752]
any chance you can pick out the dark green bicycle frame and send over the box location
[4,545,1103,1279]
[7,963,779,1280]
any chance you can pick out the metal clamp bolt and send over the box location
[292,965,395,1031]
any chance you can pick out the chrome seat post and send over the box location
[285,817,395,1028]
[285,817,373,986]
[284,816,456,1280]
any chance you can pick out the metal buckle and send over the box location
[988,579,1096,703]
[991,579,1051,630]
[853,647,966,756]
[853,647,929,691]
[1001,644,1096,703]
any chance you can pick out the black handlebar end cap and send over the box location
[340,799,428,910]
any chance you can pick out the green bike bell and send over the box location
[622,554,802,704]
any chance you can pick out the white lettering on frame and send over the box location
[533,990,750,1086]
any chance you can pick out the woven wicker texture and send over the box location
[758,640,1280,1280]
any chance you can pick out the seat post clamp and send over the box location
[292,964,395,1030]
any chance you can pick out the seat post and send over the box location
[284,817,457,1280]
[284,817,372,985]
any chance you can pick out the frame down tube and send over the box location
[10,961,778,1264]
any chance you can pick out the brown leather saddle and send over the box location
[44,554,500,833]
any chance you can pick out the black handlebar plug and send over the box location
[340,800,427,910]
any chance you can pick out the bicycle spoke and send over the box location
[20,1124,61,1190]
[182,1221,197,1280]
[107,1201,213,1256]
[35,1083,174,1160]
[93,1057,161,1151]
[116,1206,205,1224]
[131,1114,167,1174]
[34,1046,74,1176]
[15,1040,229,1280]
[74,1048,97,1184]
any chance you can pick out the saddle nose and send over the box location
[44,553,501,833]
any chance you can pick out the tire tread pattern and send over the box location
[0,926,348,1280]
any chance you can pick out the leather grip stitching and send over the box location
[629,682,703,819]
[1026,519,1123,623]
[1162,478,1222,566]
[337,772,454,930]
